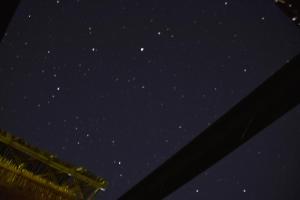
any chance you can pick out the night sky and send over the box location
[0,0,300,199]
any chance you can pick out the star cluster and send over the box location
[0,0,300,199]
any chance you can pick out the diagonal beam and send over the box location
[0,1,20,41]
[275,0,300,26]
[119,55,300,199]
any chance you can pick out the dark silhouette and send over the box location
[119,1,300,199]
[0,1,20,41]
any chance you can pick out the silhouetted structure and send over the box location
[275,0,300,26]
[1,1,299,199]
[0,1,20,40]
[119,1,300,199]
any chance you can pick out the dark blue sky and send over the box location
[0,0,300,199]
